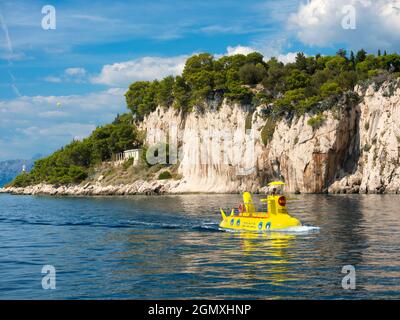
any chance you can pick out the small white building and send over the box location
[115,149,140,166]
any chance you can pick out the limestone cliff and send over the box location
[140,79,400,194]
[329,80,400,194]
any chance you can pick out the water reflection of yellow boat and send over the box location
[238,231,295,254]
[231,231,300,286]
[219,182,302,232]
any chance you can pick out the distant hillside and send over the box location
[0,156,40,187]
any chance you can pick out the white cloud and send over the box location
[44,67,87,83]
[200,24,266,35]
[38,111,68,118]
[276,52,298,64]
[37,123,97,138]
[289,0,400,51]
[16,123,96,138]
[0,88,126,160]
[91,56,187,87]
[27,88,126,112]
[226,45,257,56]
[65,67,86,76]
[44,76,62,83]
[0,52,30,61]
[224,44,298,63]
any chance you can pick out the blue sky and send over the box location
[1,0,400,160]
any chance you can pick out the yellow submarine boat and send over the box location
[219,182,302,232]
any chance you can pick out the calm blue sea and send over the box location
[0,193,399,299]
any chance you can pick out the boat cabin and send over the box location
[235,182,288,217]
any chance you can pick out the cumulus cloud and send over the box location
[225,44,298,63]
[226,45,258,56]
[16,123,96,139]
[289,0,400,51]
[0,88,126,160]
[276,52,298,64]
[43,76,62,83]
[91,56,188,87]
[44,67,87,83]
[65,67,86,76]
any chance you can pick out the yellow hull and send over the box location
[219,209,301,232]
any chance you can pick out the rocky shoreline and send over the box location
[0,180,183,196]
[0,180,398,196]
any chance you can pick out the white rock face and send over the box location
[140,80,400,194]
[268,99,360,193]
[141,102,266,193]
[140,93,361,193]
[329,80,400,194]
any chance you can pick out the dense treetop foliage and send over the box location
[11,49,400,187]
[125,49,400,118]
[12,113,140,187]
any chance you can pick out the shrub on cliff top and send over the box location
[158,171,172,180]
[239,63,268,85]
[125,49,400,120]
[261,118,276,146]
[307,114,326,130]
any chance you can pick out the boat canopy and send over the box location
[267,181,285,187]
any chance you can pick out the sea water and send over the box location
[0,193,399,299]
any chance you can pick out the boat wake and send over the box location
[273,225,320,234]
[191,222,221,232]
[219,225,320,234]
[1,215,223,232]
[1,212,317,234]
[129,219,223,232]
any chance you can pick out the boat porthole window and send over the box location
[236,219,241,226]
[230,219,234,226]
[266,222,271,230]
[258,222,263,230]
